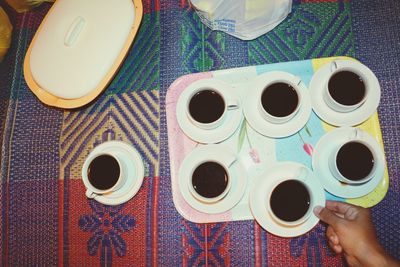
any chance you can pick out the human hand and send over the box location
[313,201,399,267]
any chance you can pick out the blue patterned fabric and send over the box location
[351,0,400,258]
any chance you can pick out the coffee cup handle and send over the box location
[330,60,339,72]
[85,190,96,199]
[291,76,302,86]
[224,156,237,169]
[296,167,309,182]
[226,99,239,110]
[350,128,362,140]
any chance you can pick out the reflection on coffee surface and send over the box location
[336,141,374,181]
[261,82,299,117]
[189,89,225,124]
[192,161,229,199]
[88,154,120,190]
[270,180,310,222]
[328,71,365,106]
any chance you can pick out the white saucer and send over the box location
[88,141,145,205]
[249,162,325,237]
[178,145,247,214]
[309,60,381,126]
[243,77,312,138]
[176,80,244,144]
[312,127,385,198]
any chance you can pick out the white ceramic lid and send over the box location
[28,0,135,99]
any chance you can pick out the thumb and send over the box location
[314,205,342,227]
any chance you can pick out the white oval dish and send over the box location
[24,0,143,108]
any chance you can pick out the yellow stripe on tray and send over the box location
[312,57,389,208]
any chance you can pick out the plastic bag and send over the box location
[0,7,12,62]
[5,0,55,13]
[190,0,292,40]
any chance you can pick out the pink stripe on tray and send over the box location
[166,72,233,223]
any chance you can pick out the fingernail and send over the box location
[313,206,323,215]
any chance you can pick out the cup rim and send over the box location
[188,159,232,204]
[325,64,370,110]
[185,82,239,131]
[82,152,124,195]
[254,72,303,124]
[187,87,227,125]
[265,178,313,227]
[259,81,301,119]
[331,139,377,184]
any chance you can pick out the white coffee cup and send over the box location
[255,71,303,124]
[323,60,371,113]
[185,79,239,130]
[82,151,128,198]
[266,167,313,226]
[329,129,378,185]
[188,155,236,204]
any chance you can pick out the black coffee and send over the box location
[189,89,225,124]
[261,83,299,117]
[88,154,120,190]
[192,161,229,199]
[336,141,374,181]
[270,180,310,222]
[328,71,365,106]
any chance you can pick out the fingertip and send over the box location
[325,200,340,210]
[328,240,342,254]
[326,200,355,214]
[315,204,341,226]
[329,235,339,245]
[313,205,323,216]
[333,244,343,254]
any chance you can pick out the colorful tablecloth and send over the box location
[0,0,399,266]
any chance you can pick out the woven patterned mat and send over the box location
[0,0,399,266]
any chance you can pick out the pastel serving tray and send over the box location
[166,56,389,224]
